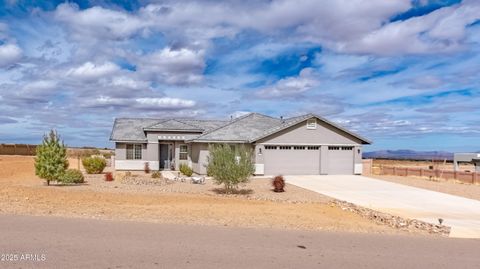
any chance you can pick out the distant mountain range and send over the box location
[362,150,476,160]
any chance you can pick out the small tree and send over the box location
[206,144,254,193]
[35,130,69,185]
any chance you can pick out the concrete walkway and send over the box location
[286,175,480,238]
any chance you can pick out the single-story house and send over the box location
[110,112,371,175]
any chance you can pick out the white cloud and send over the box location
[255,68,319,98]
[0,43,22,68]
[67,62,120,81]
[106,76,150,90]
[86,96,196,110]
[54,3,146,41]
[135,97,196,109]
[341,2,480,55]
[135,47,205,85]
[22,80,57,92]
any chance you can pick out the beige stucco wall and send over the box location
[254,119,365,174]
[190,143,209,175]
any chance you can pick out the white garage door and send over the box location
[327,146,354,174]
[263,145,320,175]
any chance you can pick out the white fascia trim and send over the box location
[189,140,249,143]
[114,140,147,143]
[257,143,361,146]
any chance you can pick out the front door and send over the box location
[159,144,170,169]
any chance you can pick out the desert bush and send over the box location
[61,169,84,184]
[102,151,113,159]
[144,162,150,174]
[206,144,254,193]
[104,172,114,181]
[151,171,162,179]
[35,130,69,186]
[82,156,107,174]
[272,175,285,192]
[179,163,193,177]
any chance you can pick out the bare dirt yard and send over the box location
[370,174,480,201]
[372,159,475,171]
[0,155,409,235]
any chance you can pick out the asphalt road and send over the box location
[0,215,479,269]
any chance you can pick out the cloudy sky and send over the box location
[0,0,479,151]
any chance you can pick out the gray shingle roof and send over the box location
[110,118,227,141]
[110,113,371,144]
[144,119,203,131]
[190,113,281,142]
[110,118,159,141]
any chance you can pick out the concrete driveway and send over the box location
[286,175,480,238]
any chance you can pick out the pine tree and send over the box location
[34,130,69,185]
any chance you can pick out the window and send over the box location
[307,146,320,150]
[279,146,291,150]
[179,144,188,160]
[265,145,277,150]
[341,146,354,150]
[293,146,305,150]
[328,146,340,150]
[306,119,317,129]
[126,144,142,160]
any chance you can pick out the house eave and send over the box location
[186,139,250,144]
[143,128,204,132]
[110,139,148,143]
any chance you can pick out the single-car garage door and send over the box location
[327,146,354,174]
[263,145,320,175]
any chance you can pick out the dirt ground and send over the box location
[372,159,475,171]
[370,174,480,201]
[0,155,405,235]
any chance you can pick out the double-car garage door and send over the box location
[263,145,354,175]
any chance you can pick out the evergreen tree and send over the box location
[34,130,68,185]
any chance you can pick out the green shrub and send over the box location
[60,169,84,184]
[179,163,193,177]
[82,156,107,174]
[206,144,254,193]
[151,171,162,179]
[35,130,69,186]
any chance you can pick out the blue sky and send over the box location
[0,0,479,152]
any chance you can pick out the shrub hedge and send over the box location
[179,163,193,177]
[82,156,107,174]
[61,169,84,184]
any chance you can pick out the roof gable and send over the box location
[190,113,281,142]
[144,119,203,132]
[251,114,371,144]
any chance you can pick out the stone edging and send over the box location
[330,200,451,237]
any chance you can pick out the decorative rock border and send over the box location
[330,200,451,237]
